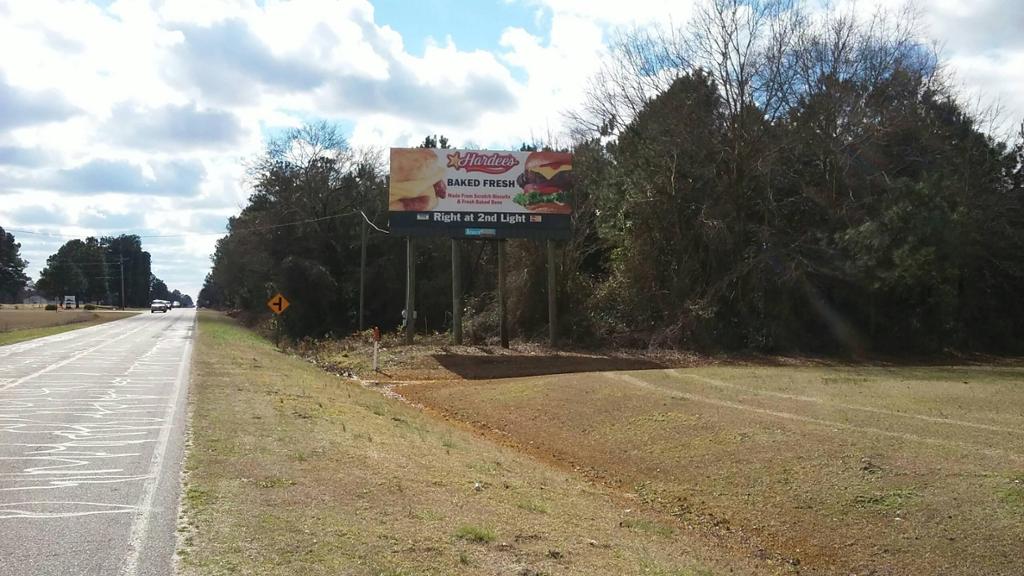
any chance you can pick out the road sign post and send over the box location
[372,326,381,371]
[267,293,290,347]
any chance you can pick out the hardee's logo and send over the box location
[446,151,519,174]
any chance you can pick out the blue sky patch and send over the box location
[372,0,546,55]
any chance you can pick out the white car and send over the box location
[150,301,168,313]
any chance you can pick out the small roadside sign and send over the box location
[267,293,290,315]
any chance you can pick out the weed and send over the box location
[185,486,210,508]
[413,509,443,521]
[515,499,549,514]
[468,460,500,475]
[620,517,674,537]
[255,478,296,489]
[454,525,496,543]
[639,558,716,576]
[1000,476,1024,511]
[853,489,917,511]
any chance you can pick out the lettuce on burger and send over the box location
[513,151,573,214]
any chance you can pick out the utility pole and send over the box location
[359,217,367,331]
[119,256,126,310]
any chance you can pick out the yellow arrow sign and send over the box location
[267,293,290,315]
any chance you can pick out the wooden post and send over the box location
[405,236,415,344]
[359,218,367,331]
[451,238,463,345]
[547,239,557,347]
[497,240,509,349]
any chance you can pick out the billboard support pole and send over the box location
[497,240,509,349]
[359,218,367,331]
[451,239,463,345]
[405,236,415,344]
[547,239,557,348]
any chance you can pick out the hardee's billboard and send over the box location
[388,148,572,239]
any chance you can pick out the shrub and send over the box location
[45,304,58,311]
[84,304,96,310]
[453,525,496,543]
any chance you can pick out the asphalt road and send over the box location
[0,310,195,576]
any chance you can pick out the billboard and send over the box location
[388,148,573,239]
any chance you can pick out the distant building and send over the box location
[22,295,48,306]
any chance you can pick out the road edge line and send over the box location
[120,314,195,576]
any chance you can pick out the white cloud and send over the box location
[1,0,1021,300]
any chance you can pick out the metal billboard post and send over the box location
[451,239,463,345]
[547,239,557,347]
[497,240,509,349]
[405,236,416,345]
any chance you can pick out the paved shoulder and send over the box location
[0,310,195,576]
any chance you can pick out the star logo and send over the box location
[446,152,462,169]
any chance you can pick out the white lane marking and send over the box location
[0,320,154,392]
[0,501,138,519]
[607,373,1023,460]
[663,370,1024,435]
[1,475,153,491]
[120,316,193,576]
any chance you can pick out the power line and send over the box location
[5,210,376,240]
[360,210,390,234]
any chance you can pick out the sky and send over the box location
[1,0,1022,301]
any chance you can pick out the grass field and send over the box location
[181,312,786,575]
[400,365,1024,575]
[0,309,136,345]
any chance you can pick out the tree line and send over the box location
[0,226,30,303]
[200,0,1024,354]
[0,228,192,308]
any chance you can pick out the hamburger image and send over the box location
[389,149,446,211]
[513,151,573,214]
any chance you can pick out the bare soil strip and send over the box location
[612,372,1023,460]
[666,370,1024,435]
[399,365,1024,575]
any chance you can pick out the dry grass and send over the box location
[0,309,136,345]
[400,365,1024,575]
[179,312,769,575]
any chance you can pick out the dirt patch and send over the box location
[398,365,1024,576]
[432,353,667,380]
